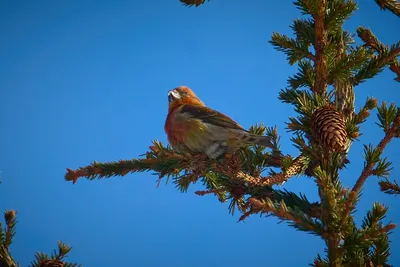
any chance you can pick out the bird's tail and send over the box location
[244,133,274,149]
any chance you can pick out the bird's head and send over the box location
[168,86,205,111]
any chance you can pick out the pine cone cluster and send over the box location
[311,106,348,152]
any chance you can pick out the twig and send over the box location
[374,0,400,17]
[389,60,400,82]
[352,127,397,193]
[247,198,326,237]
[195,189,225,196]
[341,120,398,224]
[379,179,400,195]
[235,172,288,186]
[4,210,16,251]
[361,223,397,241]
[234,155,303,186]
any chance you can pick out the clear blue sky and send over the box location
[0,1,399,266]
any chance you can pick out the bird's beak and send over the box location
[168,90,180,102]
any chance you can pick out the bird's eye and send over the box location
[181,92,189,96]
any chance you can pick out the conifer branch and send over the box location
[341,202,395,266]
[234,168,296,187]
[342,111,399,224]
[238,187,322,222]
[311,256,329,267]
[352,118,398,193]
[3,210,16,252]
[389,59,400,82]
[30,241,81,267]
[247,198,325,237]
[374,0,400,17]
[361,223,396,241]
[180,0,208,7]
[65,135,287,186]
[65,138,325,221]
[0,211,18,267]
[359,202,394,266]
[0,207,79,267]
[379,179,400,195]
[313,0,328,94]
[270,33,316,65]
[0,245,18,267]
[356,27,400,83]
[65,141,187,184]
[195,189,226,196]
[357,27,386,53]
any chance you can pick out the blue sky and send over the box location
[0,0,399,266]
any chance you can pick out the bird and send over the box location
[164,86,274,159]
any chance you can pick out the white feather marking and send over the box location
[205,141,228,159]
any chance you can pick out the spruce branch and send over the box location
[294,0,321,16]
[379,179,400,195]
[270,33,315,65]
[247,198,325,237]
[0,245,19,267]
[360,203,395,267]
[328,46,370,84]
[65,141,187,184]
[374,0,400,17]
[234,154,303,187]
[239,188,322,222]
[180,0,208,7]
[195,188,226,196]
[355,27,400,83]
[325,0,357,32]
[361,202,395,235]
[341,203,396,266]
[342,110,399,224]
[353,138,393,192]
[65,133,285,185]
[311,255,329,267]
[354,97,378,125]
[369,235,392,267]
[65,124,284,185]
[357,27,386,53]
[389,60,400,82]
[0,211,19,267]
[30,241,80,267]
[67,136,323,220]
[66,137,324,218]
[3,210,16,252]
[287,60,316,90]
[292,18,315,46]
[376,102,398,133]
[353,43,400,84]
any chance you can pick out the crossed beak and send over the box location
[168,90,180,102]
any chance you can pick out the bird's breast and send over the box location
[165,109,213,149]
[165,110,193,145]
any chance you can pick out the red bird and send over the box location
[164,86,274,159]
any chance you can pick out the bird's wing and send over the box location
[179,105,245,131]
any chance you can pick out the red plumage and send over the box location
[165,86,273,159]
